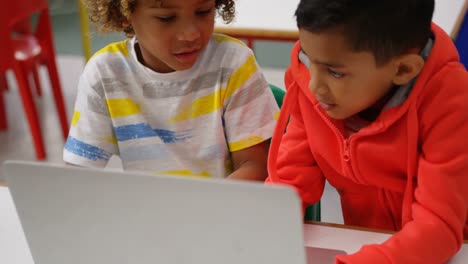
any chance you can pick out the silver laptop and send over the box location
[4,160,345,264]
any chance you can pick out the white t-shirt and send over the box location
[63,34,279,178]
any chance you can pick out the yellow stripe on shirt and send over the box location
[159,170,211,178]
[94,40,129,57]
[274,110,281,120]
[222,54,258,102]
[212,34,246,46]
[168,89,223,122]
[71,111,80,126]
[106,98,141,118]
[229,136,265,152]
[169,54,258,122]
[102,135,118,145]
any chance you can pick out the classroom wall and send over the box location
[48,0,466,69]
[47,1,294,68]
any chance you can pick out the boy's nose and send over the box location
[309,75,327,95]
[177,24,200,42]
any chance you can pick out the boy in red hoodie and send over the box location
[266,0,468,263]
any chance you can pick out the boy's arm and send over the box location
[221,49,279,181]
[63,59,117,168]
[227,141,269,181]
[336,69,468,264]
[266,76,326,211]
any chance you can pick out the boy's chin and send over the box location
[173,63,196,71]
[325,110,354,120]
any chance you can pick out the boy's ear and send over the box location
[392,54,425,85]
[122,17,131,28]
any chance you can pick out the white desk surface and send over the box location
[303,224,468,263]
[0,187,34,264]
[1,186,467,263]
[215,0,467,38]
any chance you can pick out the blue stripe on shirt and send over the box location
[114,123,191,143]
[64,136,112,161]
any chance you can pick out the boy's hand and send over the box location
[227,141,269,181]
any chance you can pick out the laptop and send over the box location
[4,160,346,264]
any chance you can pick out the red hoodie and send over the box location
[266,24,468,263]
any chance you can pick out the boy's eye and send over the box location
[156,16,175,22]
[196,8,213,16]
[328,69,345,78]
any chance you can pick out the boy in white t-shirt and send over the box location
[63,0,279,180]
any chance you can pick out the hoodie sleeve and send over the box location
[266,67,326,212]
[336,66,468,263]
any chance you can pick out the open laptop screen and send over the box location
[5,161,308,264]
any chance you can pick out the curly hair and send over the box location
[84,0,235,37]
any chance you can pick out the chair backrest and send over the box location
[0,0,54,71]
[269,84,285,107]
[455,9,468,68]
[0,0,49,28]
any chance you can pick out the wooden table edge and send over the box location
[214,27,299,40]
[305,221,468,244]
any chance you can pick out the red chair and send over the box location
[0,0,69,160]
[1,21,43,97]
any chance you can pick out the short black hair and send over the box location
[295,0,435,65]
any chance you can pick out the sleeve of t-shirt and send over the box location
[63,58,118,168]
[223,48,280,152]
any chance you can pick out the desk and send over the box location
[303,222,468,263]
[1,186,467,263]
[214,0,468,48]
[0,187,34,264]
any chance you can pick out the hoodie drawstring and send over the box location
[268,83,299,182]
[402,104,419,225]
